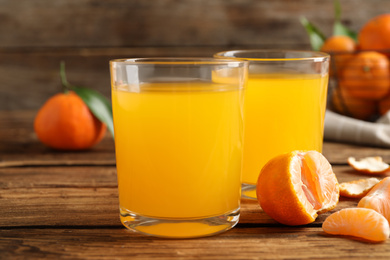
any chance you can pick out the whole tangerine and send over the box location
[34,91,106,150]
[379,93,390,115]
[321,35,357,76]
[359,14,390,53]
[331,86,377,120]
[339,51,390,100]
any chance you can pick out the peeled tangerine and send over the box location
[323,208,389,242]
[256,150,339,226]
[358,177,390,223]
[348,157,390,175]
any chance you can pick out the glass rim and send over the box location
[110,57,248,66]
[214,49,330,62]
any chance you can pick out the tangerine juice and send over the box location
[243,73,328,187]
[112,82,244,229]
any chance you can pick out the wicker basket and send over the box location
[327,50,390,122]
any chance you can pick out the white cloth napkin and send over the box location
[324,110,390,147]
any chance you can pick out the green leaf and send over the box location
[60,61,114,138]
[332,0,358,41]
[300,16,327,51]
[333,23,358,40]
[72,86,115,138]
[334,0,342,22]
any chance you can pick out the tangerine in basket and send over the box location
[378,93,390,115]
[256,150,339,226]
[359,14,390,53]
[320,35,357,76]
[34,91,106,150]
[339,51,390,101]
[323,208,389,242]
[331,86,377,120]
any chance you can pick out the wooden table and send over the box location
[1,110,390,259]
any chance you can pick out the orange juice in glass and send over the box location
[214,50,330,199]
[110,58,247,238]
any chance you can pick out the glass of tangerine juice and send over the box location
[214,50,330,200]
[110,58,248,238]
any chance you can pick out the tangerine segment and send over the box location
[339,178,380,198]
[348,157,390,175]
[323,208,389,242]
[358,177,390,223]
[256,150,339,226]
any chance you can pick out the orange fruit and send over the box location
[320,35,357,76]
[331,86,377,120]
[348,157,390,175]
[34,91,106,150]
[339,51,390,101]
[323,208,389,242]
[256,150,339,226]
[359,14,390,53]
[339,178,380,198]
[321,35,357,53]
[358,177,390,223]
[379,93,390,115]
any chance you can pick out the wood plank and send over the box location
[3,110,390,166]
[3,138,390,167]
[0,166,117,188]
[0,164,382,227]
[0,187,120,227]
[1,228,389,259]
[0,47,240,110]
[0,163,373,189]
[322,142,390,164]
[0,186,361,227]
[0,111,116,167]
[0,185,359,228]
[1,0,389,112]
[1,0,387,48]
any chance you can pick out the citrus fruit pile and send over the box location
[324,177,390,242]
[256,150,390,242]
[321,14,390,120]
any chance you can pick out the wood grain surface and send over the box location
[1,110,390,259]
[3,0,386,49]
[2,1,390,257]
[1,0,390,110]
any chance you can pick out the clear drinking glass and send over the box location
[214,50,330,200]
[110,58,248,238]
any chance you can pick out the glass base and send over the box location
[241,183,257,200]
[119,207,240,238]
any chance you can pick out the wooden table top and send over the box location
[1,110,390,259]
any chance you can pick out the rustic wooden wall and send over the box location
[1,0,389,110]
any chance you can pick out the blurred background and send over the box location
[0,0,388,111]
